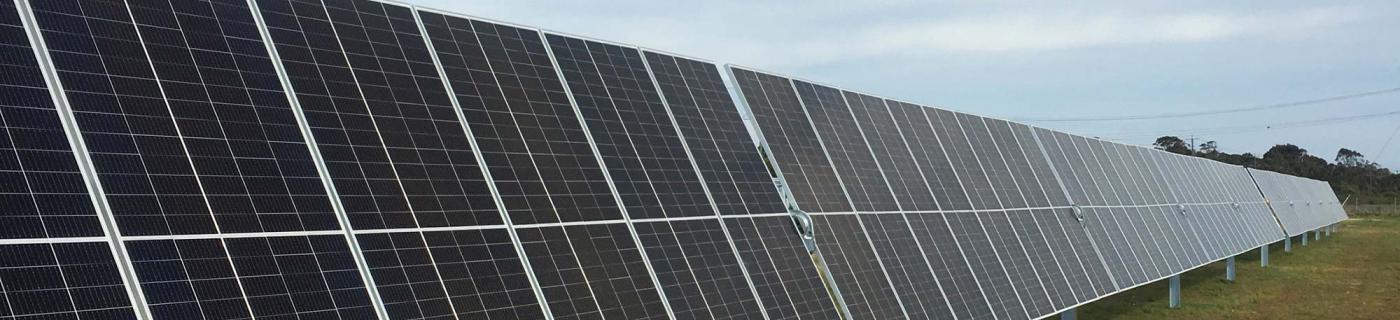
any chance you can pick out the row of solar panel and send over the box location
[1248,169,1348,237]
[730,66,1343,319]
[2,0,830,319]
[0,0,1345,319]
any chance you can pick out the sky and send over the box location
[410,0,1400,168]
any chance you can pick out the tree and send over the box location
[1198,141,1218,154]
[1153,136,1192,155]
[1335,148,1375,168]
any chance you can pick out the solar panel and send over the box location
[925,108,1030,319]
[644,52,841,320]
[0,242,138,319]
[732,68,907,318]
[792,85,952,319]
[545,33,766,319]
[416,9,671,319]
[0,0,105,240]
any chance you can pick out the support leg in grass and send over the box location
[1169,275,1182,309]
[1261,244,1269,267]
[1226,256,1236,282]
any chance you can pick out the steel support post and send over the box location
[1169,275,1182,309]
[1225,256,1236,282]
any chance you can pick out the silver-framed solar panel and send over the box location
[0,0,105,239]
[416,8,673,319]
[793,82,955,319]
[884,101,996,319]
[26,0,390,319]
[925,107,1031,319]
[545,33,769,319]
[0,242,138,319]
[731,67,905,319]
[645,52,841,320]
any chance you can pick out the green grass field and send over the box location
[1079,216,1400,319]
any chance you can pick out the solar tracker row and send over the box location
[2,0,1345,319]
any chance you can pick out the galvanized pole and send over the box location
[1169,275,1182,309]
[1260,244,1269,267]
[1225,256,1236,282]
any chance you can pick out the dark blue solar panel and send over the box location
[730,68,850,213]
[127,235,376,319]
[124,0,341,233]
[319,0,499,228]
[0,0,104,239]
[643,53,786,216]
[0,242,138,319]
[792,82,895,212]
[648,54,838,320]
[419,12,618,225]
[253,0,416,230]
[547,34,712,220]
[31,0,215,236]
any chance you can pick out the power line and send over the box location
[1108,109,1400,141]
[1378,122,1400,159]
[1017,86,1400,122]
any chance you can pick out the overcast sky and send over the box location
[409,0,1400,168]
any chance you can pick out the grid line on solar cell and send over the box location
[644,53,785,216]
[0,0,106,240]
[0,242,139,319]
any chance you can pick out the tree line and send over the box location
[1152,136,1399,205]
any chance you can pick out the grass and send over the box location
[1079,216,1400,319]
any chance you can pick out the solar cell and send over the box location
[0,0,104,239]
